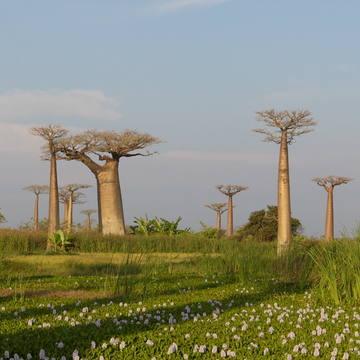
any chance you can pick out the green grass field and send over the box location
[1,237,360,359]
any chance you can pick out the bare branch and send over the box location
[205,203,228,214]
[31,125,69,141]
[64,183,92,194]
[216,184,248,197]
[23,185,49,195]
[57,129,161,170]
[313,176,353,190]
[59,188,86,205]
[254,109,316,144]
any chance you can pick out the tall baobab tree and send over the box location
[217,185,248,237]
[31,125,68,241]
[81,209,97,231]
[313,176,352,241]
[205,203,227,232]
[254,110,316,255]
[23,185,49,231]
[58,130,160,235]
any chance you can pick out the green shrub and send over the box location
[130,216,190,235]
[236,205,302,242]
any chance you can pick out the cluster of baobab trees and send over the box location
[30,125,160,248]
[205,110,352,255]
[28,109,352,255]
[23,183,97,232]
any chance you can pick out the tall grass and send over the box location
[4,228,360,305]
[308,240,360,304]
[0,229,227,256]
[73,232,224,254]
[0,229,47,255]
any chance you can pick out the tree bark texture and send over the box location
[67,193,73,233]
[277,131,292,255]
[97,160,126,235]
[48,151,60,245]
[226,196,234,237]
[325,188,334,241]
[34,194,39,231]
[216,211,221,231]
[96,176,103,233]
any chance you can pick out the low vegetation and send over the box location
[1,231,360,358]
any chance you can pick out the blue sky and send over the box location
[0,0,359,235]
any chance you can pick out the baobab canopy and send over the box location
[57,129,161,236]
[313,176,352,189]
[57,130,161,164]
[254,110,317,144]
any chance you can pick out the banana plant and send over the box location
[131,216,156,236]
[131,216,190,236]
[48,230,73,252]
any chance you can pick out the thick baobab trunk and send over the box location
[48,152,60,244]
[34,194,40,231]
[96,176,103,233]
[67,193,73,233]
[277,131,292,255]
[216,211,221,231]
[325,188,334,241]
[98,160,126,235]
[226,196,234,237]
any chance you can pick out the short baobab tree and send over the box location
[205,203,227,232]
[23,185,49,231]
[31,125,68,241]
[64,184,91,233]
[60,185,89,232]
[57,130,160,235]
[254,110,316,255]
[217,185,248,237]
[81,209,97,231]
[60,190,85,228]
[313,176,352,241]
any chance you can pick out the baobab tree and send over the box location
[23,185,49,231]
[254,110,316,255]
[57,130,160,235]
[59,186,87,232]
[313,176,352,241]
[81,209,97,231]
[217,185,248,237]
[64,184,91,233]
[205,203,227,232]
[31,125,68,241]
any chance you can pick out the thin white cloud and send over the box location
[0,122,40,153]
[156,0,230,13]
[0,89,121,123]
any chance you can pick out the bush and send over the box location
[236,205,302,242]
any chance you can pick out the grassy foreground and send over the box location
[1,238,360,358]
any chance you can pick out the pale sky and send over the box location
[1,0,360,235]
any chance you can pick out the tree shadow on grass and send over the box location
[0,280,308,357]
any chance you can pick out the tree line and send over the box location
[205,110,352,255]
[9,109,352,255]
